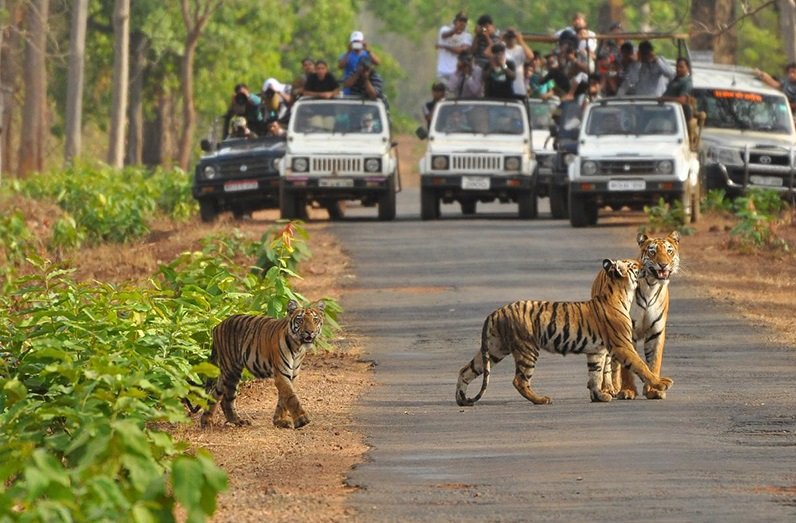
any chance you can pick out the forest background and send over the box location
[1,0,795,179]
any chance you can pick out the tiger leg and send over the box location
[512,346,551,405]
[217,364,250,426]
[642,329,667,400]
[273,396,292,429]
[587,350,613,402]
[274,374,309,429]
[200,382,221,427]
[616,365,638,400]
[599,352,618,397]
[610,344,673,394]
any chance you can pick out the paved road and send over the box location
[330,189,796,522]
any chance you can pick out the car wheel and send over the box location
[569,192,597,227]
[460,199,476,215]
[420,187,439,220]
[279,183,300,220]
[326,201,345,221]
[549,183,569,219]
[518,185,538,220]
[199,199,218,223]
[378,176,397,221]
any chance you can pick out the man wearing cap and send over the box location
[617,40,675,96]
[472,14,499,69]
[343,56,385,102]
[445,52,483,98]
[436,12,473,80]
[338,30,381,95]
[483,43,517,99]
[423,82,447,128]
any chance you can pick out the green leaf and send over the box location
[190,362,219,378]
[171,457,203,509]
[3,378,27,405]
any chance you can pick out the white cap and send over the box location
[262,77,286,93]
[349,30,364,43]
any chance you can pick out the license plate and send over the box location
[538,167,553,175]
[461,176,490,190]
[319,178,354,188]
[749,175,783,187]
[224,180,258,192]
[608,179,646,191]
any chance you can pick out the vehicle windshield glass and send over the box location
[293,103,384,134]
[434,104,525,135]
[693,89,793,133]
[528,102,554,130]
[585,105,679,136]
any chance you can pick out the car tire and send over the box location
[378,176,397,221]
[569,192,597,227]
[518,185,538,220]
[420,187,439,220]
[279,183,300,220]
[460,199,476,215]
[326,201,345,221]
[549,183,569,219]
[199,199,218,223]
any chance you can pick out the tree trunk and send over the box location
[780,0,796,63]
[0,0,6,181]
[597,0,625,33]
[0,3,22,180]
[690,0,737,64]
[176,0,222,171]
[142,89,173,168]
[64,0,88,164]
[107,0,130,168]
[127,30,146,165]
[17,0,48,177]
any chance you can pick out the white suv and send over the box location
[416,98,537,219]
[279,97,399,220]
[568,98,702,227]
[691,63,796,197]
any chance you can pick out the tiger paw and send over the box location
[616,389,637,400]
[650,377,673,391]
[293,415,311,429]
[456,391,474,407]
[227,418,251,427]
[590,390,613,403]
[645,388,667,400]
[273,418,293,429]
[533,396,553,405]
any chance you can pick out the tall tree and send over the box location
[0,0,6,181]
[690,0,737,64]
[780,0,796,63]
[127,29,146,165]
[17,0,48,176]
[176,0,222,171]
[107,0,129,168]
[64,0,88,164]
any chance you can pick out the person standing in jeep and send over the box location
[483,43,517,99]
[754,63,796,116]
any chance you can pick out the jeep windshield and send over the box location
[434,103,525,135]
[292,101,384,134]
[694,89,792,133]
[585,105,679,136]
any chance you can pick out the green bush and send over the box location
[640,197,694,235]
[702,189,732,214]
[728,189,790,251]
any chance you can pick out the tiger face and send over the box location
[637,231,680,281]
[602,258,641,290]
[287,300,325,344]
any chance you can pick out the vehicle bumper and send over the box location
[569,178,686,206]
[281,175,393,199]
[704,163,796,197]
[420,173,534,199]
[192,178,280,206]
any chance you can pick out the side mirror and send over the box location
[200,139,213,152]
[415,126,429,140]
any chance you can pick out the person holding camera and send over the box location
[260,78,292,125]
[502,28,533,96]
[446,52,483,98]
[617,40,674,96]
[223,83,262,139]
[471,14,499,69]
[483,43,517,99]
[436,12,472,79]
[338,30,381,95]
[342,56,385,102]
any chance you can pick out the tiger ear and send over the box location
[668,231,681,244]
[636,232,648,246]
[314,300,326,312]
[602,258,615,274]
[286,299,299,313]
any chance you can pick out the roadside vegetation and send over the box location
[0,166,340,521]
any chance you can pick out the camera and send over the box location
[351,41,363,50]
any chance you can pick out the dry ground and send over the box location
[5,135,796,521]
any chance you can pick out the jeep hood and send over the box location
[578,137,682,158]
[531,130,554,152]
[286,135,390,155]
[426,136,530,155]
[701,128,796,150]
[204,139,285,159]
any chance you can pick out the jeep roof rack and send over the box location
[521,31,690,59]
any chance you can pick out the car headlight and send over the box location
[292,157,309,172]
[581,160,598,176]
[504,156,521,171]
[564,153,577,166]
[656,160,674,174]
[364,158,381,173]
[431,155,449,170]
[202,165,218,180]
[707,146,743,166]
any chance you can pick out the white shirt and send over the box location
[505,45,528,96]
[437,25,473,78]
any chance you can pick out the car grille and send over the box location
[451,154,503,171]
[748,152,791,166]
[311,156,363,174]
[218,157,277,178]
[596,160,659,175]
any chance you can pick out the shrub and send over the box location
[640,197,694,235]
[728,189,790,252]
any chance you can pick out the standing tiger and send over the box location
[605,231,680,400]
[199,300,325,429]
[456,259,673,406]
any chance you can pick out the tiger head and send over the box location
[637,231,681,282]
[593,258,641,302]
[287,300,326,344]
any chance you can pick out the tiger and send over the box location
[197,299,325,429]
[455,258,673,406]
[604,231,681,400]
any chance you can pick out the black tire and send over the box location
[549,183,569,219]
[420,187,439,220]
[518,185,538,220]
[569,192,597,227]
[199,199,217,223]
[279,183,300,220]
[460,199,476,215]
[378,176,397,221]
[326,201,345,221]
